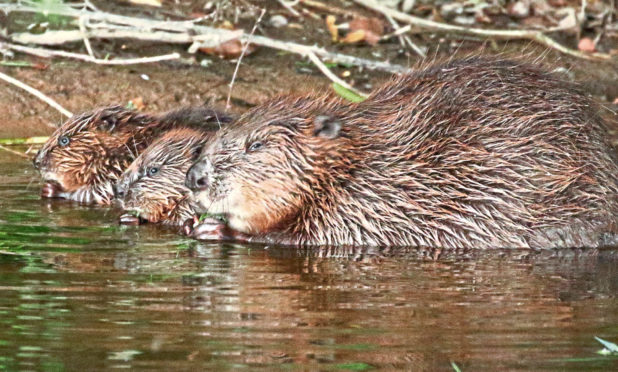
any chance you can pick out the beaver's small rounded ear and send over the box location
[313,115,342,139]
[99,115,119,132]
[190,143,204,161]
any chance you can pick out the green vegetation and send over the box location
[332,83,366,103]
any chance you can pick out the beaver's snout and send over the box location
[185,159,210,191]
[113,183,126,199]
[32,150,46,171]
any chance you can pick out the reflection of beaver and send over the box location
[115,128,209,226]
[33,105,232,205]
[186,57,618,249]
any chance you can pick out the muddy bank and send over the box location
[1,1,617,139]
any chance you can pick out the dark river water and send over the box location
[0,150,617,371]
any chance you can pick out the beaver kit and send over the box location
[115,128,210,226]
[186,57,618,249]
[33,105,231,205]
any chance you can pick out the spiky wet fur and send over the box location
[34,105,231,205]
[116,128,208,225]
[193,57,618,249]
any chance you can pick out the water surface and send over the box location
[1,151,617,371]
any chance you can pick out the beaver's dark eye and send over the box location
[248,141,263,152]
[58,135,70,147]
[147,167,159,176]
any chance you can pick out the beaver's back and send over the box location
[332,57,618,247]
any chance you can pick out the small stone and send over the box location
[578,37,596,53]
[509,1,530,18]
[270,15,288,28]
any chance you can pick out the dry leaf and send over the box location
[578,37,596,52]
[341,30,366,44]
[129,97,145,111]
[199,39,257,59]
[346,17,384,46]
[326,15,338,42]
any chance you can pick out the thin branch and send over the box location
[0,70,73,118]
[1,3,409,74]
[227,8,266,110]
[384,14,426,58]
[307,52,367,98]
[2,42,180,65]
[0,145,30,159]
[353,0,612,61]
[278,0,300,17]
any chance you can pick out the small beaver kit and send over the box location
[115,128,210,226]
[33,105,231,204]
[186,57,618,249]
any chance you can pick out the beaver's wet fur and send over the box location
[33,105,231,204]
[115,128,209,226]
[186,57,618,249]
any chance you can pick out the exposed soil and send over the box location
[1,0,617,140]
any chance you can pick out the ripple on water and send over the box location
[0,155,617,371]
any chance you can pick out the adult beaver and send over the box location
[115,128,209,226]
[33,105,231,205]
[186,57,618,249]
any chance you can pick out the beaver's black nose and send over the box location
[186,160,209,191]
[32,151,43,170]
[113,183,126,199]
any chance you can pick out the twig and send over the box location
[227,8,266,110]
[353,0,613,61]
[300,0,359,17]
[384,14,426,58]
[79,15,95,58]
[1,3,409,74]
[307,52,367,97]
[0,145,30,159]
[278,0,300,17]
[0,70,73,118]
[2,42,180,65]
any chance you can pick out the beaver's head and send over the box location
[33,106,156,204]
[186,95,348,234]
[116,128,207,225]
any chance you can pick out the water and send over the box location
[0,149,617,371]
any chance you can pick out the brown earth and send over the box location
[1,1,617,141]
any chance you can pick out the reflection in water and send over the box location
[0,154,617,371]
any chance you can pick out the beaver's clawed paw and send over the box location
[191,217,230,241]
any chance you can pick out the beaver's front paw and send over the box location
[192,217,230,241]
[41,182,63,198]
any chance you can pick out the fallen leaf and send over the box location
[341,30,366,44]
[199,39,257,59]
[344,17,384,46]
[578,37,596,52]
[129,97,145,111]
[326,15,338,42]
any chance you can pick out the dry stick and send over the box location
[0,145,30,159]
[384,14,426,58]
[0,70,73,118]
[278,0,301,17]
[1,3,408,74]
[78,15,95,58]
[3,42,180,65]
[353,0,612,61]
[307,52,367,97]
[227,8,266,110]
